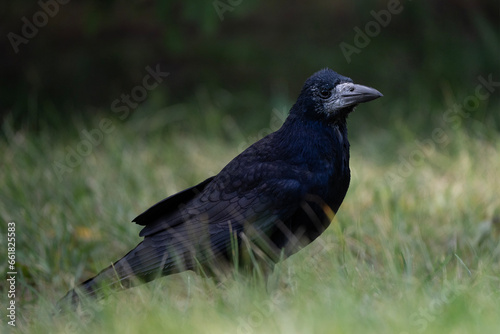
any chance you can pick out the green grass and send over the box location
[1,96,499,333]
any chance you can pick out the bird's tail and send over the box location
[57,239,182,310]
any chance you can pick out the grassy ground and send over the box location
[1,93,499,333]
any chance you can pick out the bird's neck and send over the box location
[274,115,350,168]
[273,114,351,214]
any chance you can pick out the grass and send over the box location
[1,93,499,334]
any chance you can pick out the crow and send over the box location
[58,68,382,308]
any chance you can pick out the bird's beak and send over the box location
[335,83,383,108]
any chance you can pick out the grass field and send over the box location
[1,90,499,333]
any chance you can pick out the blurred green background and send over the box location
[2,0,499,132]
[1,1,500,333]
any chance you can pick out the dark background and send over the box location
[1,0,499,134]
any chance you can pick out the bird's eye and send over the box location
[318,89,332,99]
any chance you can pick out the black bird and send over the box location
[59,68,382,307]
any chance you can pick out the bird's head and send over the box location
[291,68,383,123]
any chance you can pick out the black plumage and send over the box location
[59,68,382,307]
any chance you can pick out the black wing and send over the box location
[133,176,214,233]
[116,176,305,280]
[137,173,305,238]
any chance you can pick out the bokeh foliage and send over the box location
[1,0,498,132]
